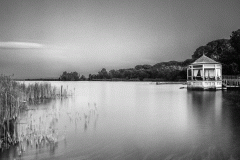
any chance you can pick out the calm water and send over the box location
[1,81,240,160]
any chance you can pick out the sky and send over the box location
[0,0,240,79]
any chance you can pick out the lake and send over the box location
[1,81,240,160]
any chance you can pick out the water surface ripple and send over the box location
[1,82,240,159]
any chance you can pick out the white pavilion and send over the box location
[187,54,222,90]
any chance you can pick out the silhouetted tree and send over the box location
[88,74,92,80]
[60,71,80,81]
[230,29,240,54]
[88,29,240,80]
[80,75,86,80]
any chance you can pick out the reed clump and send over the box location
[24,83,58,104]
[0,75,21,150]
[0,75,67,150]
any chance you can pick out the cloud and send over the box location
[0,42,44,49]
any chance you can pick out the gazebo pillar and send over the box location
[202,64,205,81]
[214,64,217,80]
[191,67,193,80]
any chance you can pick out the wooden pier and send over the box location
[222,75,240,90]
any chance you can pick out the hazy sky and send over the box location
[0,0,240,78]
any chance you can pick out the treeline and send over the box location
[59,29,240,81]
[192,29,240,75]
[59,71,86,81]
[88,29,240,81]
[88,63,189,81]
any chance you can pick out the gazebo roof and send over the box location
[192,54,219,64]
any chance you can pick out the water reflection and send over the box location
[2,82,240,159]
[223,91,240,158]
[186,90,232,159]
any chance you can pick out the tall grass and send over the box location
[0,75,65,149]
[0,75,19,125]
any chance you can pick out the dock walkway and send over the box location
[223,75,240,90]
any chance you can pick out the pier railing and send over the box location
[222,75,240,80]
[222,75,240,87]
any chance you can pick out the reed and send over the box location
[0,75,20,149]
[0,75,68,150]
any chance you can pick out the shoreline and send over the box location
[16,79,187,83]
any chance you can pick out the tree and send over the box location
[59,71,80,81]
[135,65,143,70]
[88,74,92,81]
[80,75,86,81]
[97,68,110,79]
[230,29,240,54]
[192,39,234,62]
[72,71,80,81]
[60,71,68,81]
[123,70,132,79]
[138,70,149,81]
[142,64,152,70]
[191,38,240,74]
[109,70,116,79]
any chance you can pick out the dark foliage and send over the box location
[88,29,240,81]
[192,28,240,75]
[59,71,80,81]
[230,29,240,54]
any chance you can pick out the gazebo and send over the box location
[187,54,222,90]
